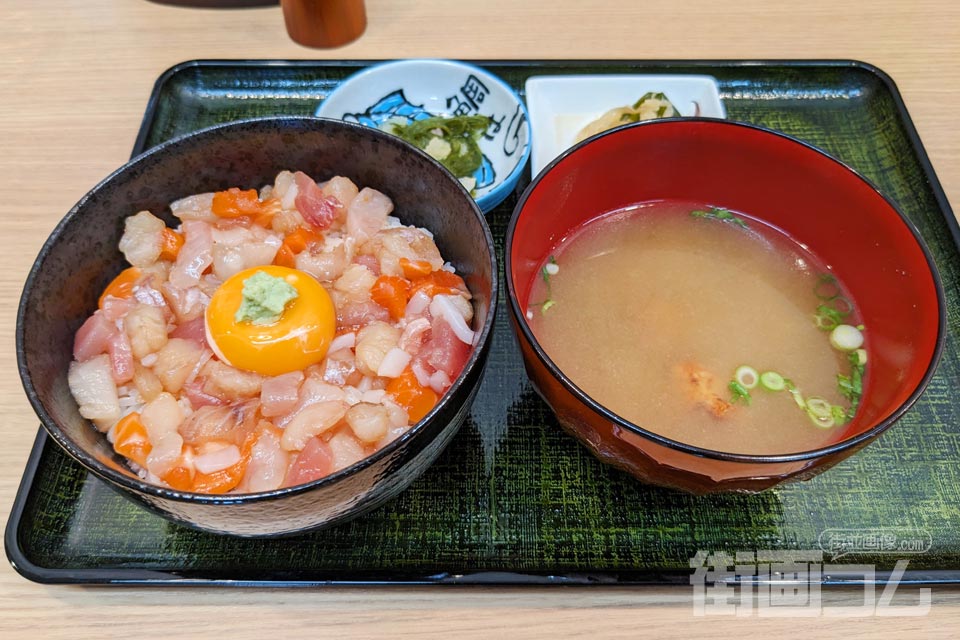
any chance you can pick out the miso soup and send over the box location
[526,202,867,455]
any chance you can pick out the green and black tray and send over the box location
[7,60,960,586]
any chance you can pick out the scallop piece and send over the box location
[355,321,401,376]
[280,400,349,452]
[345,402,390,444]
[124,303,168,359]
[119,211,165,268]
[333,263,377,303]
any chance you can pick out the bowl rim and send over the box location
[315,58,532,213]
[505,116,947,464]
[16,115,499,504]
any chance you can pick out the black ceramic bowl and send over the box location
[17,116,497,537]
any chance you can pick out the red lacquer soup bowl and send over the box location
[505,119,945,494]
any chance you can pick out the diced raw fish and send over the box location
[200,359,263,401]
[260,371,304,418]
[346,188,393,244]
[180,401,258,447]
[169,220,213,288]
[152,338,204,394]
[119,211,165,267]
[295,240,350,282]
[412,317,470,384]
[182,380,225,409]
[280,400,348,451]
[169,315,207,345]
[140,392,185,442]
[345,402,390,444]
[67,355,121,429]
[333,263,376,302]
[245,427,291,492]
[320,349,360,387]
[354,253,380,275]
[133,363,163,402]
[170,192,216,221]
[161,282,209,323]
[429,294,475,344]
[193,444,241,475]
[320,175,359,212]
[294,171,339,230]
[283,436,333,487]
[336,299,390,329]
[355,321,400,376]
[399,317,431,353]
[100,295,136,322]
[146,431,184,477]
[124,303,168,359]
[368,227,443,276]
[73,312,116,362]
[328,430,366,472]
[107,332,135,384]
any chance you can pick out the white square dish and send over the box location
[524,75,726,175]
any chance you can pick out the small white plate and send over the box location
[524,75,726,175]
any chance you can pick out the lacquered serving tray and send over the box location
[7,60,960,586]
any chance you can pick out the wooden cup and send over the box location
[281,0,367,48]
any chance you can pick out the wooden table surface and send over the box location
[1,1,958,637]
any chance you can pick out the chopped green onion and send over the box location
[759,371,786,392]
[830,296,854,316]
[782,379,806,409]
[830,324,864,351]
[831,404,848,425]
[690,207,749,229]
[724,273,865,429]
[728,380,752,405]
[814,314,838,331]
[805,396,833,419]
[807,412,836,429]
[805,396,835,428]
[814,274,841,301]
[532,255,558,314]
[814,303,847,331]
[735,365,759,389]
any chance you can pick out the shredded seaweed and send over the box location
[387,115,490,178]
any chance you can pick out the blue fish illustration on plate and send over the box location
[342,90,496,191]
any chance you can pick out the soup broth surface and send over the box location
[527,202,857,455]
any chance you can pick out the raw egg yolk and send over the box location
[205,266,336,376]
